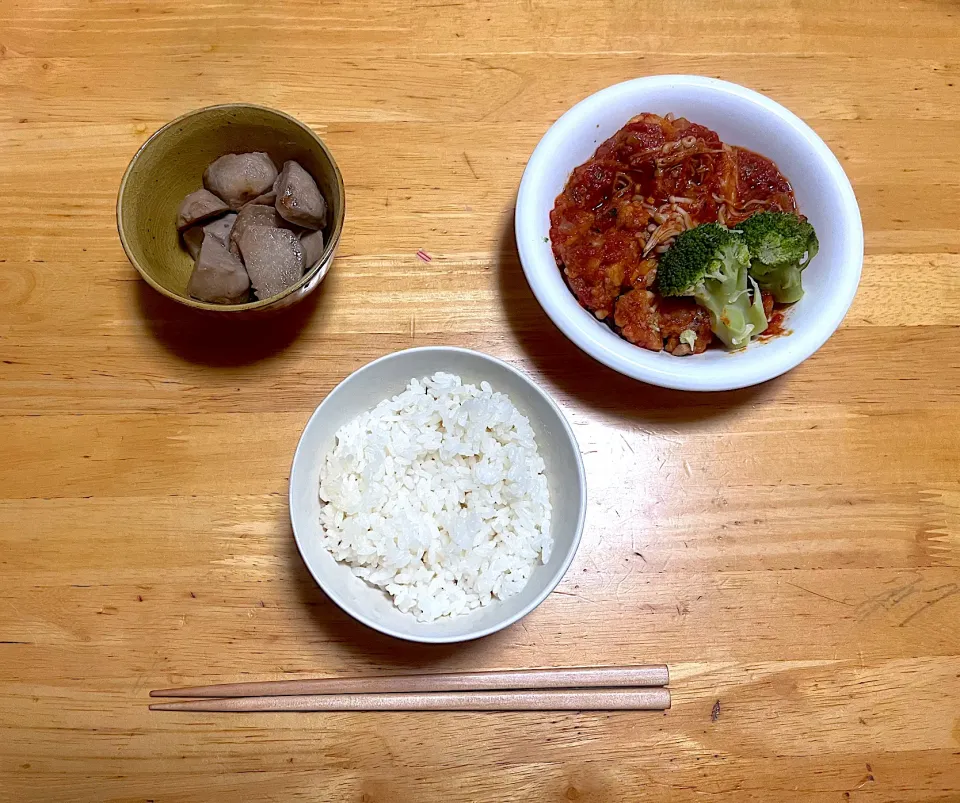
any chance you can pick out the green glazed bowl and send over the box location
[117,103,345,313]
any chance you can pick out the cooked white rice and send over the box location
[318,372,552,621]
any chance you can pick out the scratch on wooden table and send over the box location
[854,763,876,790]
[551,589,598,605]
[785,581,853,607]
[462,151,479,180]
[854,576,920,620]
[614,566,635,600]
[897,583,960,627]
[519,620,543,646]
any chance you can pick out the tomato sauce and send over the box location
[549,113,797,354]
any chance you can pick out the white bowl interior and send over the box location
[289,347,586,643]
[516,75,863,391]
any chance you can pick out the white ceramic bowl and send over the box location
[289,347,586,643]
[516,75,863,391]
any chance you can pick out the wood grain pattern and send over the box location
[1,0,959,800]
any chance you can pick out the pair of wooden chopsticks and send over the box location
[149,665,670,712]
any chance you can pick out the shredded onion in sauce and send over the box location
[549,112,799,354]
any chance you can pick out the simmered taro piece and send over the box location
[187,235,251,304]
[182,226,204,259]
[228,203,285,258]
[175,152,330,305]
[202,211,238,248]
[203,152,278,209]
[274,160,327,230]
[299,228,325,269]
[237,226,305,300]
[182,212,238,258]
[248,189,277,206]
[176,189,230,231]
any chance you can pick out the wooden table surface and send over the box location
[2,0,960,800]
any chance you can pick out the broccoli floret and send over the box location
[738,211,819,304]
[656,223,767,350]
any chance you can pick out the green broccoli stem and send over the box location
[692,242,768,349]
[752,262,804,304]
[695,280,768,349]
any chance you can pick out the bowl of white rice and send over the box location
[289,346,586,643]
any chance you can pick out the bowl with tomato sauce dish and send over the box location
[516,75,863,391]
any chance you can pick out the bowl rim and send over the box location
[288,346,588,643]
[116,102,346,312]
[515,75,864,391]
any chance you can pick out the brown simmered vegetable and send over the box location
[203,152,278,209]
[203,211,238,247]
[187,236,251,304]
[275,160,326,230]
[238,226,304,300]
[248,189,277,206]
[299,228,325,269]
[176,189,230,231]
[177,152,328,303]
[228,203,285,258]
[182,212,238,258]
[182,226,204,259]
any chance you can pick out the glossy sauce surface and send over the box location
[550,113,796,354]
